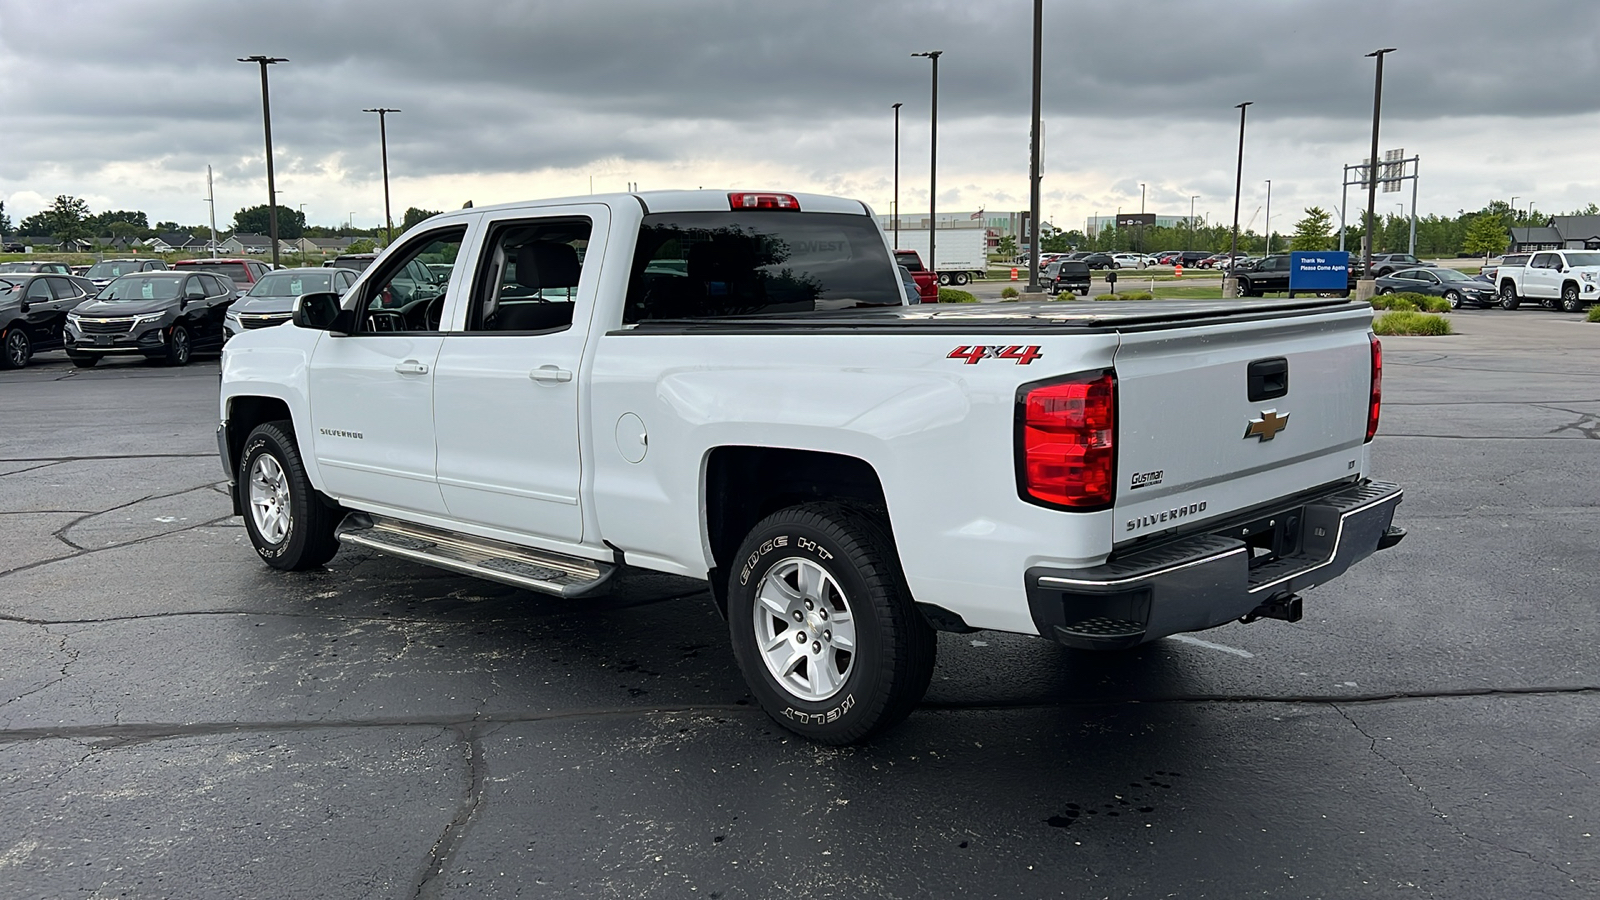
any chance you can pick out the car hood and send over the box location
[72,300,175,318]
[232,296,297,315]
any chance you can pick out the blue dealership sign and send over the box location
[1289,251,1350,292]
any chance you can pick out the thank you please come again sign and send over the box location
[1289,251,1350,292]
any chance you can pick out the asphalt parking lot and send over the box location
[1,309,1597,899]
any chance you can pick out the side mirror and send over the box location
[293,292,352,334]
[18,300,29,313]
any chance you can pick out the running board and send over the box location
[336,514,615,598]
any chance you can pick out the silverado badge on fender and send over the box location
[947,345,1042,365]
[1244,409,1290,441]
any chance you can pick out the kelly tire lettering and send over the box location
[725,502,937,745]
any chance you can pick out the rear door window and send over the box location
[626,211,900,322]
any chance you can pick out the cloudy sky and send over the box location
[2,0,1596,235]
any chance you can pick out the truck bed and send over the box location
[623,298,1360,333]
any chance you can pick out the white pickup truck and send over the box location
[1495,249,1600,312]
[217,189,1404,743]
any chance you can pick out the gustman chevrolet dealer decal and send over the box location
[1126,501,1208,532]
[946,345,1043,365]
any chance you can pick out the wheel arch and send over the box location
[222,394,297,513]
[702,446,891,617]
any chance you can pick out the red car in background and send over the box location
[894,250,939,303]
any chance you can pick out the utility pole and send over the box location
[1226,101,1253,298]
[238,55,287,269]
[362,108,401,243]
[1189,195,1198,251]
[912,50,943,276]
[205,165,218,259]
[298,203,307,265]
[1026,0,1043,292]
[1264,179,1272,254]
[1360,48,1396,299]
[892,102,902,249]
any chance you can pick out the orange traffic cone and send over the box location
[1175,262,1183,278]
[1010,268,1018,281]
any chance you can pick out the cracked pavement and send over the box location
[1,314,1597,898]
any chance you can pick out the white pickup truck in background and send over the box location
[217,189,1404,743]
[1494,249,1600,312]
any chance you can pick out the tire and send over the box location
[1499,282,1520,310]
[238,420,341,571]
[1376,287,1392,296]
[937,273,950,286]
[67,352,100,368]
[1236,280,1253,298]
[165,324,192,366]
[1444,290,1462,309]
[1079,287,1089,296]
[1561,284,1583,313]
[953,271,970,286]
[726,502,936,744]
[1,328,29,369]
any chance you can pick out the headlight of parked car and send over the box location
[130,312,166,330]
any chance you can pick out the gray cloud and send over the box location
[1,0,1595,224]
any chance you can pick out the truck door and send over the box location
[305,225,470,516]
[431,206,607,544]
[1527,253,1559,299]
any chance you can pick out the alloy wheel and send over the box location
[248,453,293,545]
[752,557,857,702]
[2,330,27,368]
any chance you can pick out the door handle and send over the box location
[529,366,573,383]
[394,360,429,375]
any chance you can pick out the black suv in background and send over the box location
[1043,259,1091,295]
[1233,254,1357,297]
[64,271,236,367]
[0,273,98,368]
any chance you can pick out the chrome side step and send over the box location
[336,513,615,598]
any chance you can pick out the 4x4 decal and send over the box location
[947,345,1043,365]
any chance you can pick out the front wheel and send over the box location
[1444,289,1462,309]
[1499,283,1520,310]
[165,324,192,366]
[1,328,30,369]
[936,273,950,286]
[1561,284,1584,313]
[239,421,341,571]
[727,503,936,744]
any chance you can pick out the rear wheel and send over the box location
[1,328,29,369]
[727,503,936,744]
[1561,284,1584,313]
[1444,289,1462,309]
[239,421,341,571]
[953,271,970,286]
[1499,282,1520,310]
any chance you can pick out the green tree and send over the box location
[400,207,443,233]
[232,204,306,240]
[1289,206,1335,251]
[345,238,377,253]
[47,195,92,246]
[1462,213,1508,259]
[90,210,149,234]
[0,200,11,236]
[995,234,1018,258]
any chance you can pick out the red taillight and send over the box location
[728,192,800,210]
[1018,371,1116,509]
[1366,334,1382,442]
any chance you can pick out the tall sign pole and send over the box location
[913,51,943,276]
[1226,101,1253,297]
[363,108,401,243]
[1026,0,1043,292]
[1362,48,1396,290]
[892,102,902,248]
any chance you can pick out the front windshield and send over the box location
[0,263,35,273]
[97,276,183,302]
[86,261,145,279]
[1434,268,1473,282]
[249,271,336,297]
[1564,252,1600,267]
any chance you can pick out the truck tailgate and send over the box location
[1112,305,1374,544]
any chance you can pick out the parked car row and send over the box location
[0,264,370,370]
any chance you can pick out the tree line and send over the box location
[3,195,446,246]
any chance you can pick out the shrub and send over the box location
[1370,294,1418,312]
[1000,286,1020,298]
[1052,291,1081,301]
[1391,291,1451,312]
[937,288,978,303]
[1587,305,1600,323]
[1373,311,1453,336]
[1096,290,1154,301]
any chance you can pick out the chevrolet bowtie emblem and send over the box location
[1244,409,1290,442]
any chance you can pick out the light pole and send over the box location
[1264,180,1272,254]
[1226,101,1253,297]
[298,203,306,264]
[1026,0,1043,292]
[238,55,287,269]
[1360,48,1396,298]
[348,212,355,232]
[1189,194,1198,251]
[892,102,902,249]
[1138,181,1147,254]
[362,107,401,243]
[912,50,942,277]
